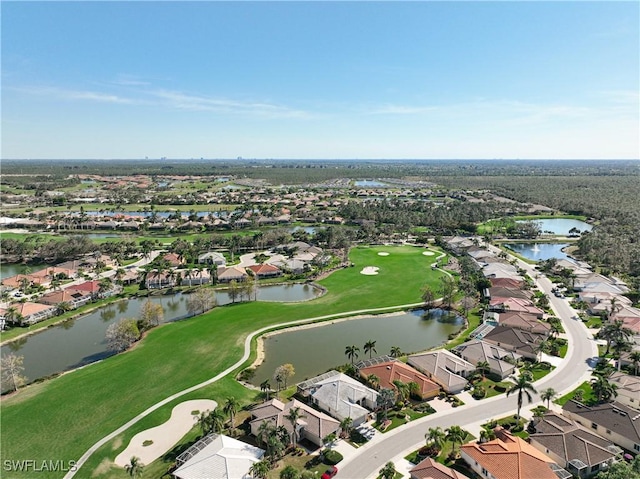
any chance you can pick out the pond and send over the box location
[354,180,390,188]
[0,263,50,281]
[517,218,592,236]
[0,284,323,391]
[250,308,464,387]
[504,243,572,262]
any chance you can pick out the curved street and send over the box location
[338,252,599,478]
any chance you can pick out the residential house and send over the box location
[460,427,558,479]
[0,302,57,325]
[409,457,470,479]
[486,287,532,301]
[489,277,525,289]
[297,371,378,426]
[483,325,546,360]
[453,339,519,380]
[562,400,640,453]
[407,350,473,394]
[217,266,248,283]
[197,252,227,266]
[173,434,264,479]
[145,272,177,289]
[608,372,640,411]
[358,359,440,400]
[529,412,621,478]
[73,280,118,298]
[495,312,551,335]
[487,297,543,318]
[482,263,520,279]
[162,253,184,267]
[250,398,340,448]
[247,264,282,279]
[39,289,93,309]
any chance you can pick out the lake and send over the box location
[517,218,592,236]
[354,180,390,188]
[504,242,572,262]
[0,263,49,281]
[0,283,323,391]
[250,308,463,387]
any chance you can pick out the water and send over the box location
[250,308,463,386]
[517,218,592,236]
[504,243,572,262]
[354,180,389,187]
[0,284,322,390]
[289,226,317,235]
[0,263,49,280]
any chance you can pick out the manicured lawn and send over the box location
[445,308,482,349]
[522,362,555,381]
[473,378,513,399]
[555,381,597,406]
[1,245,448,478]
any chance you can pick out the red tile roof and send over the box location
[359,361,440,399]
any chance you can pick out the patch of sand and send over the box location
[377,252,390,256]
[360,266,379,275]
[422,251,435,256]
[114,399,217,468]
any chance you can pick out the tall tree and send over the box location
[540,388,557,408]
[421,285,436,309]
[223,397,240,433]
[445,425,467,456]
[1,353,27,392]
[506,373,537,420]
[363,340,377,359]
[366,374,380,390]
[379,462,397,479]
[249,459,271,479]
[376,388,396,421]
[425,426,446,452]
[274,363,295,390]
[345,345,360,365]
[389,346,403,358]
[591,374,618,403]
[124,456,144,478]
[439,276,457,310]
[260,380,272,400]
[285,406,306,448]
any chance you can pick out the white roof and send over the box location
[173,435,264,479]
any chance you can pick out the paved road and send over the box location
[339,252,598,478]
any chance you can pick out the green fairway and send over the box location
[0,245,447,478]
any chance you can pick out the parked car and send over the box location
[321,466,338,479]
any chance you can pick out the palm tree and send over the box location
[379,462,397,479]
[364,339,377,359]
[479,428,497,443]
[599,320,633,356]
[257,420,274,447]
[345,345,360,365]
[445,425,467,456]
[389,346,403,358]
[249,459,271,479]
[223,397,240,433]
[407,381,421,400]
[540,387,557,408]
[285,406,306,448]
[425,426,446,452]
[392,379,410,404]
[591,374,618,403]
[366,374,380,390]
[475,360,490,380]
[629,351,640,375]
[506,373,537,420]
[208,408,226,434]
[260,380,272,400]
[340,417,353,438]
[376,388,396,421]
[124,456,144,478]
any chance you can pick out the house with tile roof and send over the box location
[297,371,377,426]
[460,427,558,479]
[605,372,640,411]
[247,263,282,279]
[486,287,532,301]
[495,312,551,335]
[197,252,227,266]
[407,350,473,394]
[0,301,57,325]
[173,433,264,479]
[529,412,621,478]
[483,325,546,360]
[487,297,543,318]
[562,400,640,453]
[409,457,470,479]
[359,359,440,399]
[250,398,340,448]
[452,339,519,380]
[216,266,248,283]
[39,288,93,309]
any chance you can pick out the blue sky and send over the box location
[2,1,638,160]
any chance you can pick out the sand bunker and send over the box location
[115,399,217,468]
[377,252,390,256]
[360,266,380,275]
[422,251,436,256]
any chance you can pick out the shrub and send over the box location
[472,386,486,399]
[323,450,343,465]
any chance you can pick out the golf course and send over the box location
[1,245,450,478]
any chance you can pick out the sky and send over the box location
[2,1,639,160]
